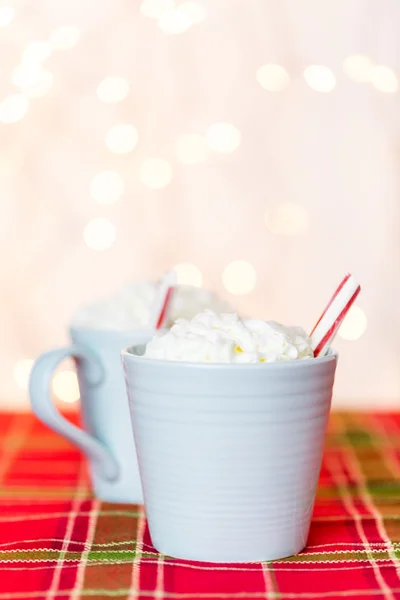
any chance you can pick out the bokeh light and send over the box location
[0,94,29,124]
[222,260,257,295]
[256,64,290,91]
[84,218,116,251]
[338,306,367,340]
[158,9,193,34]
[97,76,130,103]
[0,6,14,27]
[304,65,336,92]
[105,124,138,153]
[343,55,373,83]
[265,202,309,235]
[370,66,398,93]
[140,0,174,19]
[206,122,241,154]
[90,171,125,204]
[28,70,53,98]
[22,41,52,64]
[13,359,34,390]
[173,262,203,286]
[176,134,207,164]
[13,64,41,89]
[13,65,53,98]
[140,158,173,189]
[52,371,80,403]
[50,27,80,50]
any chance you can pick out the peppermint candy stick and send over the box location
[311,273,361,357]
[148,270,177,330]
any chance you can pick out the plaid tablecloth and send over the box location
[1,411,400,600]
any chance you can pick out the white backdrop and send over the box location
[1,0,399,409]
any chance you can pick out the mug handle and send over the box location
[29,345,119,481]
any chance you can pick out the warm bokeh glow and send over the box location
[28,70,53,98]
[0,6,14,27]
[0,1,397,410]
[304,65,336,92]
[265,203,309,235]
[22,41,52,64]
[140,158,173,188]
[83,218,116,251]
[13,65,53,98]
[222,261,257,295]
[256,64,290,92]
[206,122,241,154]
[13,359,34,391]
[158,9,193,34]
[343,55,373,83]
[97,76,130,103]
[156,1,205,33]
[176,134,207,164]
[338,306,367,341]
[0,94,29,124]
[105,124,139,153]
[50,26,80,50]
[90,171,125,204]
[140,0,174,19]
[173,262,203,286]
[13,64,41,89]
[52,371,80,403]
[370,66,398,93]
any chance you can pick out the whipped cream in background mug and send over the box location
[30,281,232,504]
[72,282,232,331]
[145,309,314,363]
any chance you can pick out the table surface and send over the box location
[1,411,400,600]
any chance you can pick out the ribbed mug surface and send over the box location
[122,349,337,562]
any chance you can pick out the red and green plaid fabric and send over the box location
[1,411,400,600]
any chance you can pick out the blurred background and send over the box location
[1,0,399,410]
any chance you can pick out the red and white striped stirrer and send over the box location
[310,273,361,357]
[149,270,177,330]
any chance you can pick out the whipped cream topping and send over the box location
[144,310,314,363]
[72,282,232,331]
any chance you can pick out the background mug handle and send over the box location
[29,345,119,481]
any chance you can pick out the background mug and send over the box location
[29,326,152,503]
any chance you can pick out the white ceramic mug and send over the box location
[30,327,153,503]
[122,346,337,562]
